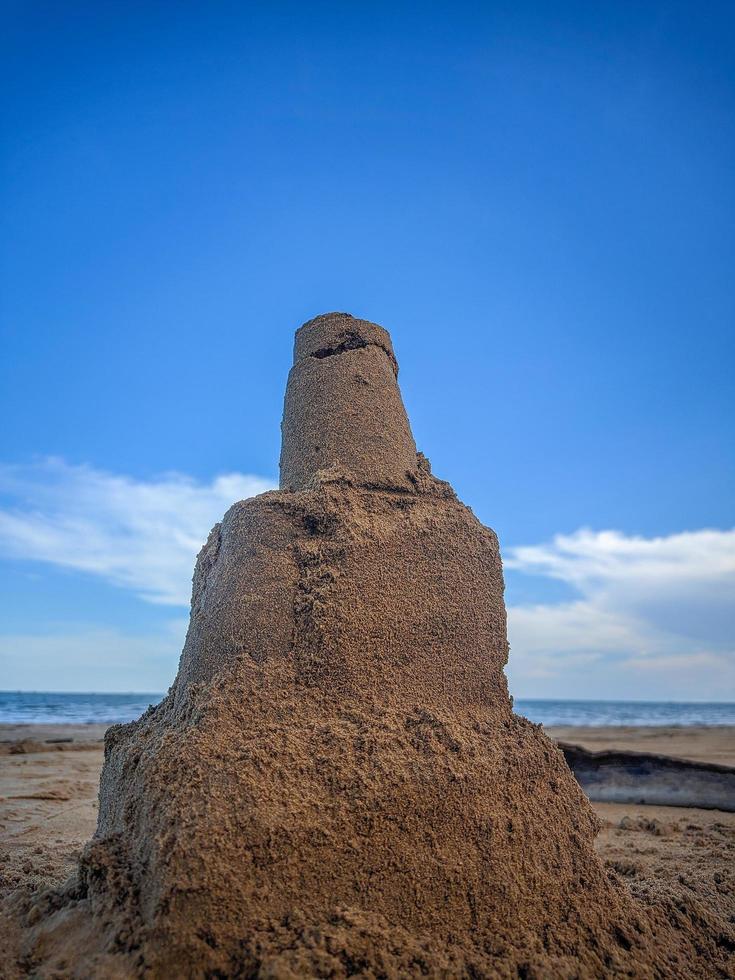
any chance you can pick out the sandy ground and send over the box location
[1,724,734,974]
[546,725,735,766]
[0,728,103,899]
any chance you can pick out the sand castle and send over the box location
[25,314,701,976]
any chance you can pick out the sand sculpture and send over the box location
[24,314,719,977]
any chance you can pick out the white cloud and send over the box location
[508,528,735,596]
[0,620,188,692]
[0,458,275,606]
[505,528,735,699]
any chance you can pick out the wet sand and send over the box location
[4,722,733,760]
[1,723,734,974]
[2,726,733,885]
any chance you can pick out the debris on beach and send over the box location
[559,741,735,811]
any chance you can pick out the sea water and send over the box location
[1,691,734,727]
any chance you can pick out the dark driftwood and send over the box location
[559,742,735,812]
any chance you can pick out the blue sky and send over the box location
[1,1,733,698]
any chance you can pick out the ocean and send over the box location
[0,691,734,727]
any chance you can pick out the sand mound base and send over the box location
[25,667,668,978]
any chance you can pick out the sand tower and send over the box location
[27,314,683,977]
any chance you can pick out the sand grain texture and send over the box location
[3,314,733,978]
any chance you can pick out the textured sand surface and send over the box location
[3,737,733,885]
[0,742,101,882]
[2,737,734,977]
[3,723,733,765]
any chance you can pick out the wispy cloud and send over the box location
[0,459,275,605]
[0,620,188,692]
[505,528,735,699]
[507,528,735,595]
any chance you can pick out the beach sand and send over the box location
[546,725,735,767]
[1,723,734,974]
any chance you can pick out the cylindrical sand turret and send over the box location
[280,312,418,490]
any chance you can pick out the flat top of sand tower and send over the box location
[293,313,398,375]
